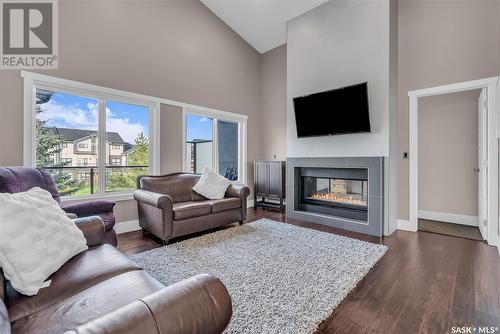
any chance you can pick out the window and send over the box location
[105,101,150,193]
[186,115,213,174]
[27,74,159,199]
[35,90,99,197]
[218,120,239,181]
[184,110,246,183]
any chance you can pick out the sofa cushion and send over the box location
[10,270,164,334]
[208,198,241,214]
[6,245,140,322]
[172,209,242,238]
[173,201,211,221]
[139,174,200,203]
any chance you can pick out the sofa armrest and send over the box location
[133,190,173,211]
[62,200,115,217]
[226,185,250,220]
[66,274,232,334]
[74,216,105,247]
[225,184,250,200]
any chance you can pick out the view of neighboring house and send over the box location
[45,127,133,181]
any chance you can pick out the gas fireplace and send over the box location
[287,157,383,237]
[298,167,369,222]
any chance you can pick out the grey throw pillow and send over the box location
[0,299,10,334]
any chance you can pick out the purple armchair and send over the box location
[0,167,117,246]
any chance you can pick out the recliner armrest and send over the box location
[74,216,105,247]
[134,189,173,211]
[62,200,115,217]
[66,274,232,334]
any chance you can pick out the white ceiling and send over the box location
[201,0,329,54]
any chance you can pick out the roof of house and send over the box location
[123,142,135,154]
[45,127,125,144]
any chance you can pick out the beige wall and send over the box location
[260,45,287,160]
[0,0,263,223]
[160,104,184,175]
[418,90,480,217]
[398,0,500,220]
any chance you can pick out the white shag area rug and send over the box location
[131,219,387,334]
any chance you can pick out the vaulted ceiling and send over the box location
[201,0,329,54]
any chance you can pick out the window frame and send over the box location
[182,107,247,185]
[22,72,161,203]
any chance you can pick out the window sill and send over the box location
[61,191,135,205]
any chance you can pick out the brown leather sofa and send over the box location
[134,173,250,245]
[0,216,232,334]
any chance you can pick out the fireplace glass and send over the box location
[298,168,368,222]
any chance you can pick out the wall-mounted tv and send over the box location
[293,82,370,138]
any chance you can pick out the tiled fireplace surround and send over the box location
[286,157,383,237]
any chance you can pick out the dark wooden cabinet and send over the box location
[253,160,286,213]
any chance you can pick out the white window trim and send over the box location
[182,107,247,186]
[21,71,161,202]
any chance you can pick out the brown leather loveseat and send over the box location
[134,173,250,245]
[0,216,232,334]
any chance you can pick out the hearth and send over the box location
[298,167,368,222]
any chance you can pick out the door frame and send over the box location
[408,77,499,247]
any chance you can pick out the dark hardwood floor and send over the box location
[118,208,500,334]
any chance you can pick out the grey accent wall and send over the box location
[260,44,287,160]
[397,0,500,220]
[0,0,262,224]
[286,0,397,235]
[418,90,480,217]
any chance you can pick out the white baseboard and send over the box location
[115,220,140,234]
[247,199,254,208]
[397,219,417,232]
[418,210,478,227]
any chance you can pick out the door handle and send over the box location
[474,168,480,172]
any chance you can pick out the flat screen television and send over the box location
[293,82,370,138]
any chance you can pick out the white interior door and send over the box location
[477,88,488,240]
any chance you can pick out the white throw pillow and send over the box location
[192,167,231,200]
[0,187,88,296]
